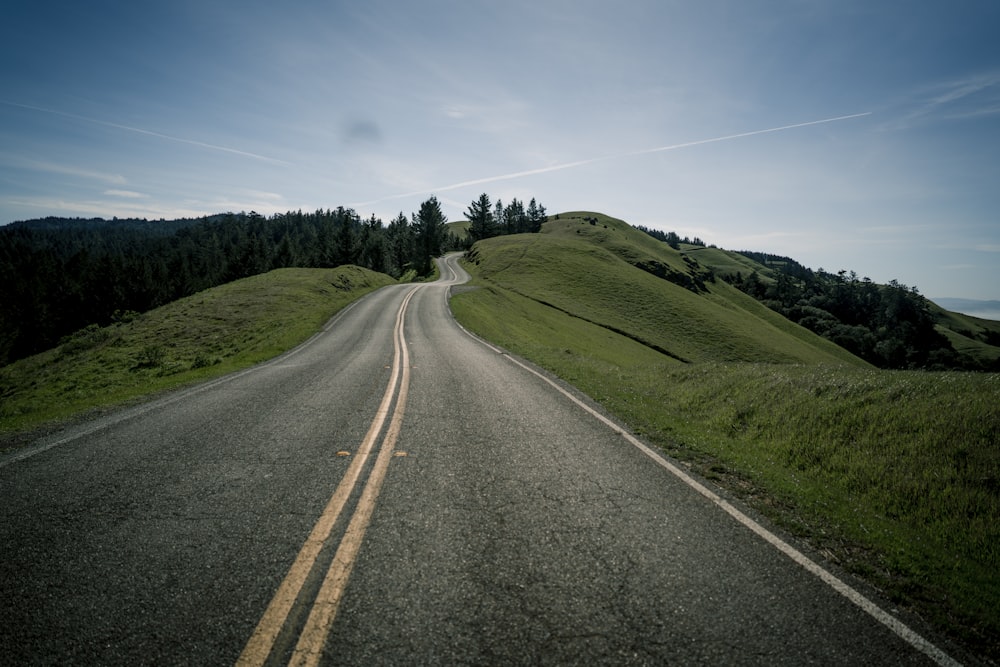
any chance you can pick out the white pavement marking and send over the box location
[444,254,961,667]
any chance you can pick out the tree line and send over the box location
[730,263,972,370]
[0,197,454,366]
[465,194,547,241]
[632,228,986,370]
[633,225,707,249]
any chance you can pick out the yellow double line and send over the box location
[237,286,420,667]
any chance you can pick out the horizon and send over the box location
[2,1,999,300]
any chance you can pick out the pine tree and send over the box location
[466,193,496,241]
[412,196,447,275]
[527,198,547,232]
[386,212,413,278]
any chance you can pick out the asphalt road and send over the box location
[0,255,965,665]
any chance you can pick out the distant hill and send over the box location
[5,215,203,235]
[676,243,1000,370]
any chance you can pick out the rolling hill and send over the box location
[462,211,866,367]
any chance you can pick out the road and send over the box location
[0,255,963,665]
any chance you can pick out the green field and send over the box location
[451,216,1000,659]
[0,266,396,438]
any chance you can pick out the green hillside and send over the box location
[682,244,781,282]
[0,266,396,436]
[466,211,864,366]
[451,213,999,659]
[929,304,1000,365]
[446,219,470,239]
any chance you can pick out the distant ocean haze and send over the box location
[933,298,1000,322]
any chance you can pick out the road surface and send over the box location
[0,255,964,665]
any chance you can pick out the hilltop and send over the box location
[462,211,870,367]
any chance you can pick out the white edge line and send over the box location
[442,257,962,667]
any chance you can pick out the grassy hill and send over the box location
[929,304,1000,366]
[446,219,470,240]
[0,266,396,438]
[684,243,1000,369]
[451,213,999,660]
[465,211,864,366]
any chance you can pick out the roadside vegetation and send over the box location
[451,213,999,659]
[0,266,395,438]
[2,204,996,657]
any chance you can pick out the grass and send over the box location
[624,365,999,645]
[452,220,1000,660]
[683,245,780,282]
[465,224,862,366]
[930,306,1000,367]
[0,266,396,438]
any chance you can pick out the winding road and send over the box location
[0,255,963,665]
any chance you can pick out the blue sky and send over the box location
[2,1,999,301]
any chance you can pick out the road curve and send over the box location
[0,255,964,665]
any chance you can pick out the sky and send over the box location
[2,1,999,301]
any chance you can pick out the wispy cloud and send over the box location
[104,189,147,198]
[13,158,128,185]
[886,70,1000,130]
[1,100,293,166]
[353,112,872,207]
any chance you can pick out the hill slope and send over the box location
[0,266,396,436]
[464,211,864,366]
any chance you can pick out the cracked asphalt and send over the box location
[0,256,955,665]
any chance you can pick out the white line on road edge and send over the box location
[451,315,962,667]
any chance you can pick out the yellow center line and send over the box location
[235,286,419,667]
[288,287,416,667]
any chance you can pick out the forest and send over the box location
[628,231,995,371]
[0,197,459,366]
[728,254,979,370]
[0,193,553,367]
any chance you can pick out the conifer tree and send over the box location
[412,196,447,275]
[466,193,496,241]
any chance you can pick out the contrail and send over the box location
[1,100,292,166]
[353,111,872,207]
